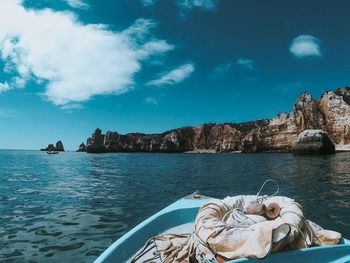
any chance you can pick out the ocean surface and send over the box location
[0,150,350,262]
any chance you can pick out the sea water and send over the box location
[1,150,350,262]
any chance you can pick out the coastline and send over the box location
[80,88,350,155]
[184,149,243,153]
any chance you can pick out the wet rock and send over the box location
[293,129,335,155]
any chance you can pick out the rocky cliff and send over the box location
[83,87,350,153]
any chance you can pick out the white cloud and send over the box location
[141,0,156,6]
[0,0,174,106]
[214,63,231,72]
[145,97,159,105]
[147,63,195,86]
[59,103,84,111]
[177,0,216,11]
[237,58,254,70]
[140,0,217,13]
[65,0,90,9]
[289,35,322,58]
[210,63,232,79]
[137,40,174,58]
[0,82,11,93]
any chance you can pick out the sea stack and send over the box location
[40,141,65,151]
[77,143,86,152]
[86,128,107,153]
[293,130,335,155]
[41,144,55,151]
[55,141,65,151]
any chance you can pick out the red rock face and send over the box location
[84,88,350,153]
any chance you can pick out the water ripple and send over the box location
[0,150,349,262]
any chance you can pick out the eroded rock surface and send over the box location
[82,87,350,153]
[86,128,107,153]
[293,130,335,154]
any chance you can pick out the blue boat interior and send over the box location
[94,196,350,263]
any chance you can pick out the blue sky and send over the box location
[1,0,350,150]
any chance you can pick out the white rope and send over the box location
[255,179,279,203]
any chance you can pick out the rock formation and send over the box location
[86,128,107,153]
[82,87,350,154]
[77,143,86,152]
[55,141,64,151]
[41,141,65,151]
[41,144,55,151]
[293,130,335,154]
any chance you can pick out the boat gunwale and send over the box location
[94,195,210,263]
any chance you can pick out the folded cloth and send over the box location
[133,195,341,263]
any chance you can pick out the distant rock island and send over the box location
[77,143,86,152]
[80,87,350,154]
[41,140,65,152]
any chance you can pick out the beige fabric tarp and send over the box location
[149,195,341,263]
